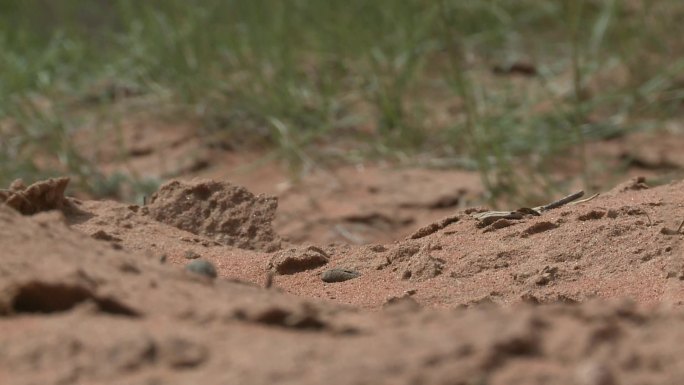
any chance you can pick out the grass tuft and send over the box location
[1,1,683,203]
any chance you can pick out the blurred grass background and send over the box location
[1,0,684,203]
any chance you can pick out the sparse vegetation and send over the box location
[1,0,683,203]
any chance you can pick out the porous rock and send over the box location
[145,180,281,252]
[0,177,70,215]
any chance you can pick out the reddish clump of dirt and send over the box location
[145,179,281,252]
[3,175,684,384]
[267,246,330,275]
[0,177,70,215]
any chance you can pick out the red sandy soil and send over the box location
[2,172,684,384]
[4,118,684,384]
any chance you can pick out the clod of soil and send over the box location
[233,303,327,330]
[401,251,446,281]
[521,221,559,237]
[0,177,70,215]
[267,246,329,275]
[156,336,208,369]
[577,210,605,221]
[384,290,420,310]
[484,218,516,232]
[534,266,559,286]
[613,176,649,192]
[321,268,360,283]
[145,179,281,252]
[91,230,122,242]
[409,214,461,239]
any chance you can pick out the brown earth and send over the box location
[2,172,684,384]
[6,115,684,384]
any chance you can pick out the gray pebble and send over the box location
[321,268,360,283]
[186,259,217,279]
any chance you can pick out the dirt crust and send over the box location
[0,177,70,215]
[146,179,281,252]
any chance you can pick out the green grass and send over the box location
[1,0,684,204]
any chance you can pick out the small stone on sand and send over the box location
[186,259,217,279]
[321,268,360,283]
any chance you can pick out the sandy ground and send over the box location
[1,170,684,384]
[4,120,684,384]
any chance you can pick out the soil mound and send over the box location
[4,204,684,384]
[245,178,684,310]
[146,179,281,252]
[62,176,684,310]
[5,176,684,383]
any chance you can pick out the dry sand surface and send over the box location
[2,174,684,384]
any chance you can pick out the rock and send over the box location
[0,177,70,215]
[321,268,360,283]
[185,260,217,279]
[146,180,281,252]
[268,246,329,275]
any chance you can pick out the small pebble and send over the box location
[661,227,682,236]
[186,259,217,279]
[321,268,360,283]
